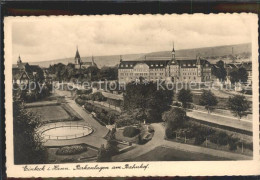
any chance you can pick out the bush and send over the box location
[75,97,85,106]
[244,142,253,151]
[123,126,140,138]
[194,134,206,145]
[218,132,229,146]
[90,92,106,101]
[76,89,92,95]
[209,131,229,146]
[165,128,174,139]
[228,137,239,151]
[56,144,87,155]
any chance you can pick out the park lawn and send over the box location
[47,146,98,163]
[27,105,71,122]
[132,146,230,161]
[192,94,228,109]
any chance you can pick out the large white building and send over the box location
[118,45,212,83]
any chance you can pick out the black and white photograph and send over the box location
[4,14,259,177]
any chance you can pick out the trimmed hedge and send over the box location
[84,102,119,125]
[123,126,140,138]
[76,89,92,95]
[56,144,87,155]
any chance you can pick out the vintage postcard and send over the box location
[4,14,260,177]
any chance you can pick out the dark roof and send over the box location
[118,58,211,69]
[118,60,170,69]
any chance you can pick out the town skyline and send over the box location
[12,14,252,63]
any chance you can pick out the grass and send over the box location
[192,94,228,110]
[132,146,231,161]
[27,105,71,122]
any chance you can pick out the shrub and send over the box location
[218,132,229,146]
[75,97,85,106]
[123,126,140,138]
[165,128,174,139]
[194,134,206,145]
[90,92,106,101]
[56,144,87,155]
[244,142,253,151]
[76,89,92,95]
[209,131,229,146]
[228,137,239,151]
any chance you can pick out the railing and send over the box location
[39,122,93,140]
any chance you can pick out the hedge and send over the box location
[166,121,253,152]
[84,102,119,125]
[56,144,87,155]
[123,126,140,138]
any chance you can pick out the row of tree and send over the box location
[48,63,118,82]
[177,88,250,119]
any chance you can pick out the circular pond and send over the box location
[42,125,93,140]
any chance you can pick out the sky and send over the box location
[11,14,254,63]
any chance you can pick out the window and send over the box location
[126,64,128,67]
[156,64,158,67]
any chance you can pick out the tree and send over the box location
[229,67,248,84]
[177,88,193,108]
[199,90,218,113]
[105,128,119,158]
[99,66,118,80]
[97,144,108,162]
[212,60,227,81]
[227,95,250,119]
[123,82,173,123]
[163,108,187,131]
[13,97,47,164]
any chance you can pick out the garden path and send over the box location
[43,90,109,149]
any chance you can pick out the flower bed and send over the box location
[56,144,87,155]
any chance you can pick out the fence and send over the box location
[39,122,94,140]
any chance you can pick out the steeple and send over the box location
[171,41,175,60]
[17,55,22,65]
[75,46,81,65]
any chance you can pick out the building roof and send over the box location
[118,60,170,69]
[119,57,210,69]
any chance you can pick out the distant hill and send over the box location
[30,53,145,68]
[29,43,251,68]
[140,43,251,60]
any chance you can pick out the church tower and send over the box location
[17,55,22,65]
[171,42,175,60]
[75,46,81,65]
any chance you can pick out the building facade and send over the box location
[118,45,212,83]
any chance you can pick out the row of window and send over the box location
[183,72,197,76]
